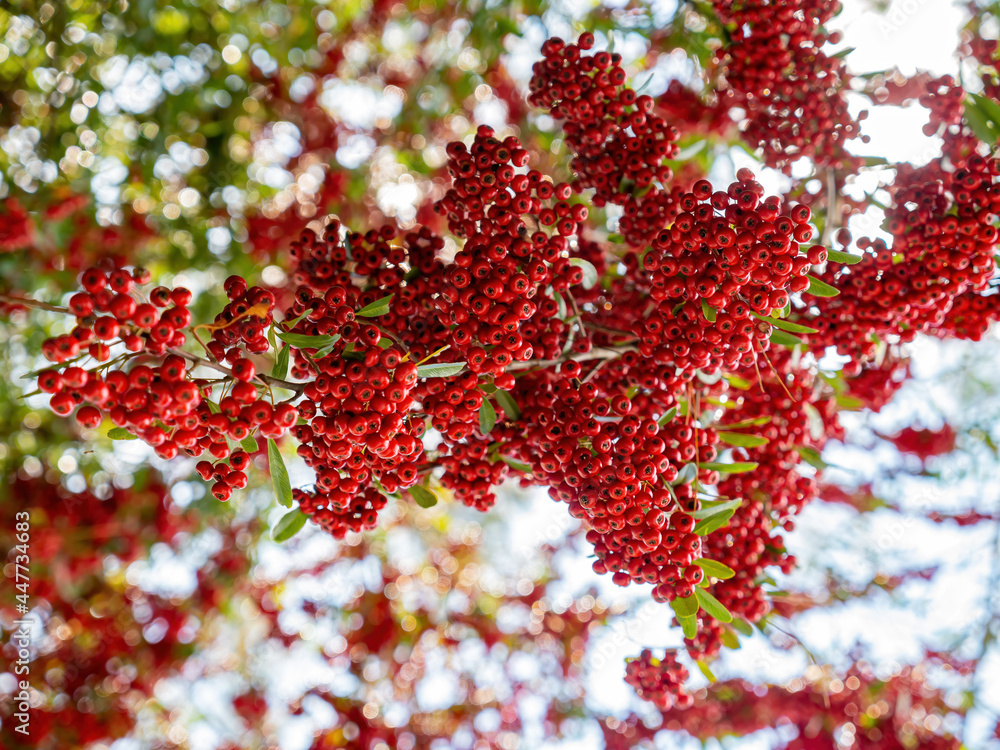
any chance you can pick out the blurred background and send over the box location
[2,0,1000,748]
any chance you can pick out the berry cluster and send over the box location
[36,265,300,499]
[642,170,817,372]
[528,34,683,246]
[807,156,1000,365]
[624,649,692,710]
[712,0,865,171]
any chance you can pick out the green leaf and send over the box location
[494,390,521,421]
[770,330,806,348]
[670,594,699,618]
[720,627,741,650]
[695,587,733,623]
[717,431,769,448]
[715,416,771,430]
[607,233,625,243]
[355,294,394,317]
[241,436,259,454]
[965,99,999,143]
[796,445,828,470]
[831,46,856,59]
[499,455,532,473]
[695,659,717,682]
[272,344,289,380]
[751,311,819,334]
[723,374,753,390]
[836,394,864,410]
[691,499,742,520]
[416,362,466,378]
[283,309,313,330]
[694,510,737,536]
[805,275,840,297]
[206,400,221,414]
[826,249,863,265]
[970,92,1000,140]
[701,300,717,322]
[679,614,698,639]
[267,438,293,509]
[569,257,599,289]
[553,290,568,320]
[657,406,677,426]
[694,559,737,579]
[673,462,699,485]
[107,427,138,440]
[410,485,438,508]
[271,509,308,542]
[698,461,758,474]
[276,331,340,349]
[479,399,496,435]
[731,618,754,637]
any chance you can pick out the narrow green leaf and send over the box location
[673,462,699,485]
[805,275,840,297]
[267,323,277,354]
[410,485,438,508]
[271,509,307,542]
[276,331,340,349]
[751,311,819,334]
[718,431,769,448]
[283,309,313,330]
[770,329,806,348]
[731,618,754,637]
[108,427,138,440]
[272,345,289,380]
[657,406,677,426]
[701,300,717,322]
[679,614,698,639]
[694,509,737,536]
[826,249,863,265]
[698,461,758,474]
[970,92,1000,140]
[831,46,856,59]
[416,362,466,378]
[695,587,733,623]
[723,374,753,390]
[553,290,568,320]
[267,438,293,508]
[715,416,771,430]
[695,659,717,682]
[796,445,828,470]
[569,257,599,289]
[694,559,737,579]
[691,499,742,520]
[206,400,221,414]
[720,627,741,650]
[499,455,532,473]
[355,294,394,317]
[670,594,699,618]
[607,233,625,243]
[494,390,521,421]
[479,399,496,435]
[241,436,259,454]
[836,394,864,410]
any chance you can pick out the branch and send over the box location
[0,293,71,315]
[167,348,304,394]
[507,345,638,372]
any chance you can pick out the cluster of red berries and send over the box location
[528,33,683,246]
[712,0,865,171]
[624,649,692,710]
[36,265,302,500]
[808,156,1000,365]
[641,169,817,372]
